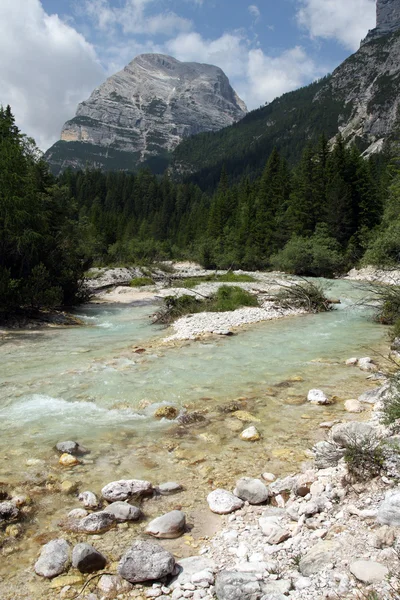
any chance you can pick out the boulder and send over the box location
[0,501,19,522]
[156,482,183,496]
[207,489,244,514]
[78,512,115,533]
[34,539,70,579]
[118,540,175,583]
[215,571,261,600]
[299,541,341,576]
[358,357,377,372]
[78,491,98,509]
[350,560,388,583]
[377,489,400,526]
[261,473,276,483]
[145,510,186,539]
[358,385,389,404]
[72,543,107,573]
[240,426,260,441]
[56,441,89,456]
[344,399,364,413]
[330,422,374,448]
[307,389,330,405]
[234,478,270,505]
[259,516,290,545]
[101,479,153,502]
[103,501,142,522]
[170,556,215,589]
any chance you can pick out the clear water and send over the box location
[0,279,389,597]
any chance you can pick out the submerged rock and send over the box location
[145,510,186,538]
[103,501,142,522]
[35,539,70,579]
[56,441,89,456]
[234,478,270,505]
[59,453,80,467]
[101,479,153,502]
[156,481,183,496]
[118,540,175,583]
[240,426,260,441]
[207,489,244,514]
[72,543,107,573]
[154,406,178,420]
[0,501,19,522]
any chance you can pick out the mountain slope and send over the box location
[172,30,400,189]
[45,54,247,175]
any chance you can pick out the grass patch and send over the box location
[153,285,258,325]
[275,280,333,313]
[129,277,154,287]
[172,273,256,288]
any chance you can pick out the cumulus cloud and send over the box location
[297,0,376,50]
[248,5,261,21]
[0,0,103,150]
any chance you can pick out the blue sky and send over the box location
[0,0,376,149]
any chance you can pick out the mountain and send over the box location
[172,0,400,188]
[44,54,247,175]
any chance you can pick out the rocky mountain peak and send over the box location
[362,0,400,44]
[45,53,247,174]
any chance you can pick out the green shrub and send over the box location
[275,280,333,313]
[368,284,400,325]
[344,435,384,480]
[363,220,400,267]
[129,277,154,287]
[391,318,400,341]
[382,374,400,425]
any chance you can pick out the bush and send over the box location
[275,280,333,313]
[365,283,400,326]
[129,277,154,287]
[382,374,400,425]
[344,435,384,480]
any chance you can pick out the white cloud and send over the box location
[0,0,103,150]
[248,5,261,21]
[296,0,376,50]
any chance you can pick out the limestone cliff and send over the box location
[45,54,247,174]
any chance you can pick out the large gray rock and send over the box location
[45,54,247,174]
[72,543,107,573]
[259,516,290,545]
[55,441,88,456]
[0,501,19,522]
[299,541,341,576]
[207,489,244,514]
[170,556,216,589]
[34,539,70,578]
[377,489,400,526]
[156,482,183,496]
[234,478,270,505]
[350,560,389,583]
[78,491,98,509]
[330,422,374,448]
[118,540,175,583]
[215,571,261,600]
[358,384,388,404]
[101,479,153,502]
[145,510,186,539]
[103,501,142,522]
[78,511,115,533]
[307,389,330,405]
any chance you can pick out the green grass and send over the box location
[172,273,256,288]
[129,277,154,287]
[153,285,258,325]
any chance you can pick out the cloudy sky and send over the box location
[0,0,376,150]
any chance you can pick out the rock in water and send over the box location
[45,54,247,174]
[72,543,107,573]
[156,482,183,496]
[207,489,244,514]
[103,501,142,522]
[56,441,88,456]
[240,426,261,441]
[118,540,175,583]
[101,479,153,502]
[0,501,19,522]
[145,510,186,538]
[215,571,261,600]
[307,389,330,405]
[77,512,115,533]
[78,491,98,509]
[35,539,70,578]
[234,478,270,504]
[59,453,80,467]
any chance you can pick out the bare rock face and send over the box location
[364,0,400,43]
[45,54,247,174]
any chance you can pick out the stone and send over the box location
[154,406,179,420]
[50,575,84,589]
[307,389,330,405]
[72,543,107,573]
[346,357,358,365]
[103,501,142,522]
[145,510,186,539]
[59,453,80,467]
[101,479,153,502]
[358,357,377,372]
[68,508,88,519]
[77,511,115,533]
[60,481,79,495]
[372,525,397,548]
[350,560,389,583]
[98,574,133,595]
[0,501,19,522]
[344,399,364,413]
[215,571,261,600]
[157,482,183,496]
[233,478,270,505]
[170,556,215,589]
[294,471,316,497]
[359,385,388,404]
[207,489,244,514]
[118,540,175,583]
[232,411,261,423]
[299,541,341,576]
[56,441,88,456]
[34,539,70,579]
[78,491,98,509]
[259,517,290,545]
[261,473,276,483]
[377,489,400,526]
[330,421,374,448]
[262,580,291,595]
[240,426,260,442]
